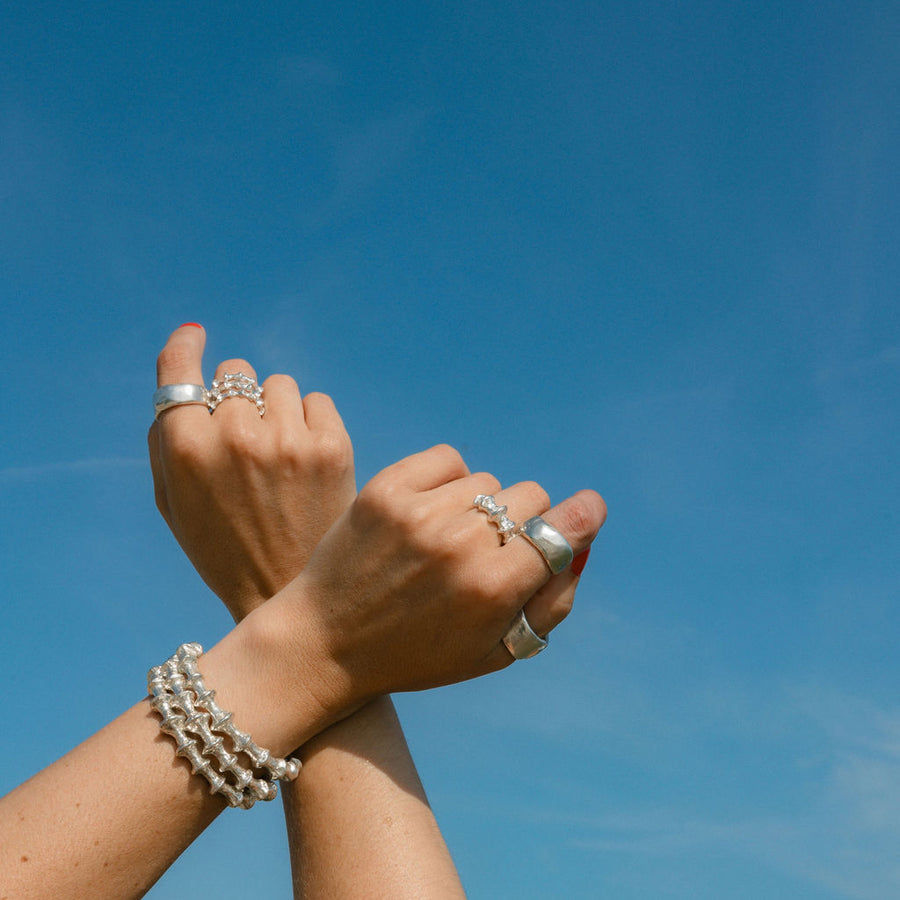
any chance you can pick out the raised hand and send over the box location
[148,324,357,621]
[233,443,606,746]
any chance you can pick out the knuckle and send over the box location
[423,518,468,563]
[522,480,551,510]
[304,390,335,407]
[312,430,353,471]
[221,421,266,461]
[265,373,299,392]
[432,443,465,467]
[473,472,502,494]
[164,431,205,469]
[552,589,576,623]
[217,358,253,375]
[357,476,402,518]
[558,493,603,544]
[466,564,508,605]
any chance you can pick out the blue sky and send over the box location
[1,1,899,897]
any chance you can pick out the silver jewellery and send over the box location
[153,384,209,420]
[517,516,574,575]
[503,609,548,660]
[207,372,265,416]
[147,643,300,809]
[473,495,549,660]
[153,372,265,419]
[473,494,517,544]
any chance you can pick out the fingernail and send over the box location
[571,547,591,577]
[180,322,203,329]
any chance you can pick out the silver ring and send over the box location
[517,516,574,574]
[503,609,548,660]
[473,494,517,544]
[207,372,265,416]
[153,384,209,420]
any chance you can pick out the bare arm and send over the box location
[147,324,469,897]
[285,698,466,900]
[0,326,605,900]
[0,616,314,899]
[2,437,603,897]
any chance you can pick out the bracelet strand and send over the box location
[147,643,300,809]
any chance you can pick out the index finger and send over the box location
[503,488,607,583]
[153,323,210,429]
[156,323,206,387]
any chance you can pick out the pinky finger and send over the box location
[302,391,348,435]
[520,569,579,643]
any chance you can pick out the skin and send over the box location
[147,324,465,897]
[0,326,606,900]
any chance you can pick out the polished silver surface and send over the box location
[473,494,517,543]
[152,383,209,420]
[147,643,299,809]
[207,371,265,416]
[502,609,548,660]
[517,515,574,574]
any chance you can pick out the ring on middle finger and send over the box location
[473,494,517,544]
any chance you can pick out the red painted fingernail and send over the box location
[571,547,591,577]
[180,322,203,329]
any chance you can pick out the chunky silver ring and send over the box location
[503,609,548,660]
[153,384,209,420]
[473,494,517,544]
[207,372,265,416]
[517,516,574,574]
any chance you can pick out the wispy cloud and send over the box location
[0,457,145,484]
[563,684,900,899]
[301,109,428,229]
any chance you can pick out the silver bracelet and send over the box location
[147,643,301,809]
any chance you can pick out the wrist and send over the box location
[198,591,349,757]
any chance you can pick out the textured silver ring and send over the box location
[517,516,574,574]
[153,383,209,420]
[207,372,265,416]
[473,494,517,544]
[503,609,548,660]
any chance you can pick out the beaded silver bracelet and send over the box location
[147,643,301,809]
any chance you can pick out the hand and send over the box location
[247,443,607,737]
[148,324,356,622]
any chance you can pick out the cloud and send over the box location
[437,629,900,900]
[561,683,900,900]
[0,457,145,485]
[277,54,344,92]
[301,109,428,229]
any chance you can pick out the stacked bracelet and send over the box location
[147,642,301,809]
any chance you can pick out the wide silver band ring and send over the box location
[503,609,548,660]
[473,494,517,544]
[518,516,574,574]
[207,372,265,416]
[153,384,209,420]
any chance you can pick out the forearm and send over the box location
[0,619,322,900]
[0,699,223,899]
[282,696,465,900]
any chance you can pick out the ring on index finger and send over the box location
[153,384,209,420]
